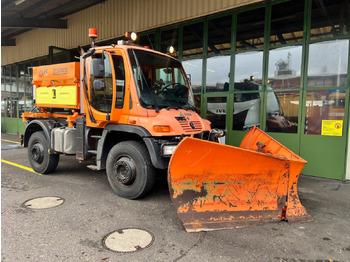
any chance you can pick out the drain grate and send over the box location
[22,196,65,209]
[103,228,155,253]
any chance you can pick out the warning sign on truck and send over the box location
[321,120,343,136]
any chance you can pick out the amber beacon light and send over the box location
[89,28,98,47]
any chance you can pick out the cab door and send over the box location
[86,50,127,126]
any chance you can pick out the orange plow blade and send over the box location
[240,127,313,223]
[168,127,312,232]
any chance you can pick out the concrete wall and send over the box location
[1,0,263,66]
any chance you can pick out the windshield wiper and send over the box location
[181,102,198,113]
[162,97,197,112]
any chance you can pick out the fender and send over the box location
[22,119,54,152]
[96,124,167,170]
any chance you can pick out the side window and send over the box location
[113,55,125,108]
[89,53,113,113]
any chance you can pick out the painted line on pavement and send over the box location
[2,139,21,144]
[1,159,40,175]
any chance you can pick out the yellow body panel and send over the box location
[36,85,78,107]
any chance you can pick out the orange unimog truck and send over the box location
[22,29,312,232]
[22,30,215,200]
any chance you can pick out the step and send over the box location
[91,135,102,139]
[87,165,98,170]
[88,150,97,155]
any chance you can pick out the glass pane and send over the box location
[1,67,5,101]
[206,97,226,129]
[305,89,346,135]
[268,46,302,89]
[307,40,349,88]
[161,28,178,57]
[10,65,17,100]
[18,64,25,117]
[236,8,265,51]
[270,1,305,46]
[266,91,299,133]
[138,33,155,49]
[10,100,17,118]
[234,51,263,89]
[90,54,113,113]
[40,58,48,66]
[1,67,4,117]
[183,22,204,59]
[194,94,201,114]
[233,92,261,130]
[3,67,11,117]
[310,0,350,40]
[51,48,70,64]
[206,56,230,92]
[112,55,125,108]
[32,60,39,67]
[1,101,4,117]
[183,59,203,93]
[208,15,232,55]
[24,63,34,106]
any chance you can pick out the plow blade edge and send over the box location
[168,127,312,232]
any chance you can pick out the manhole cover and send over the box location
[22,196,65,209]
[103,228,155,253]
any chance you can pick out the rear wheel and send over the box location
[28,131,59,174]
[106,141,156,199]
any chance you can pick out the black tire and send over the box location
[106,141,156,199]
[27,131,59,174]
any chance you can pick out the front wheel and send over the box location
[27,131,59,174]
[106,141,156,200]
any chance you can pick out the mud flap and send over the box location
[168,127,312,232]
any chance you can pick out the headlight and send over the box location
[161,144,177,157]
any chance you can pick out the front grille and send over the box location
[178,120,202,133]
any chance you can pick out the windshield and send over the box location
[128,49,195,111]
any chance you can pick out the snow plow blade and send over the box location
[168,127,312,232]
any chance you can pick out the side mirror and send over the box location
[91,58,104,78]
[93,80,105,91]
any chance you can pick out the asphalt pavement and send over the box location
[1,132,350,262]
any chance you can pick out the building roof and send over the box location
[1,0,106,46]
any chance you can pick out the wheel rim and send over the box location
[113,156,137,186]
[31,142,44,164]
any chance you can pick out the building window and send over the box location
[310,0,350,41]
[307,40,349,88]
[232,7,265,131]
[206,15,232,93]
[183,59,203,94]
[305,39,349,135]
[207,15,232,55]
[183,22,204,59]
[183,21,204,107]
[234,51,263,86]
[206,56,230,93]
[305,89,346,135]
[266,91,299,133]
[270,0,305,46]
[233,92,261,130]
[206,97,227,129]
[266,46,303,133]
[236,8,265,51]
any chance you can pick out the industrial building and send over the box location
[1,0,349,180]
